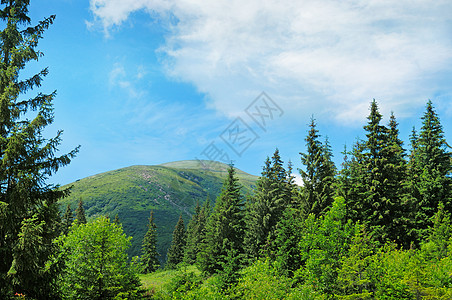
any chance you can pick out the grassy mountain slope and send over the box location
[60,160,258,263]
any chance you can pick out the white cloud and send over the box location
[90,0,452,124]
[108,63,146,98]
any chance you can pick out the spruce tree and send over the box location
[141,210,159,273]
[166,214,186,269]
[385,113,408,244]
[194,196,210,264]
[61,203,73,235]
[244,149,293,261]
[75,198,86,224]
[299,117,336,216]
[184,201,201,264]
[0,1,78,298]
[408,101,452,242]
[113,214,120,226]
[199,164,245,275]
[340,101,406,244]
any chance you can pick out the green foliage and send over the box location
[338,101,407,245]
[293,197,355,295]
[299,118,337,217]
[199,165,245,280]
[407,100,452,243]
[142,210,160,273]
[61,203,73,235]
[166,215,186,269]
[0,1,78,298]
[231,259,295,299]
[184,201,201,264]
[75,198,86,224]
[57,216,141,299]
[244,149,293,261]
[273,207,305,277]
[336,225,379,299]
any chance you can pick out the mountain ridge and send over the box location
[60,160,258,262]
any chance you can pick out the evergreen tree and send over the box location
[199,164,245,276]
[194,196,210,264]
[408,101,452,242]
[384,113,408,244]
[141,210,159,273]
[61,203,73,235]
[341,101,406,244]
[166,214,186,269]
[113,214,120,226]
[75,198,86,224]
[244,149,292,261]
[299,117,337,216]
[184,201,201,264]
[0,1,78,298]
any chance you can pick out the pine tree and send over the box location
[408,101,452,242]
[244,149,293,261]
[166,214,186,269]
[61,203,73,235]
[141,210,159,273]
[199,164,245,276]
[0,1,78,298]
[75,199,86,224]
[299,117,336,216]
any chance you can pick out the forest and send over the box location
[0,1,451,299]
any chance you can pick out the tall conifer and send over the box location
[300,117,336,216]
[408,101,452,242]
[340,101,406,244]
[75,199,86,224]
[61,203,73,235]
[184,201,201,264]
[166,214,186,269]
[244,149,293,261]
[199,164,244,275]
[0,1,78,298]
[141,210,159,273]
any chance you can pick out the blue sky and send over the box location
[24,0,452,185]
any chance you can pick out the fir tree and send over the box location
[61,203,73,235]
[141,210,159,273]
[299,117,336,216]
[166,214,186,269]
[199,164,245,276]
[408,101,452,242]
[0,1,78,298]
[75,199,86,224]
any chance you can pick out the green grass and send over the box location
[139,265,201,294]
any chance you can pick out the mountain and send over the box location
[60,160,258,263]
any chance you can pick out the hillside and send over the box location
[60,160,258,263]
